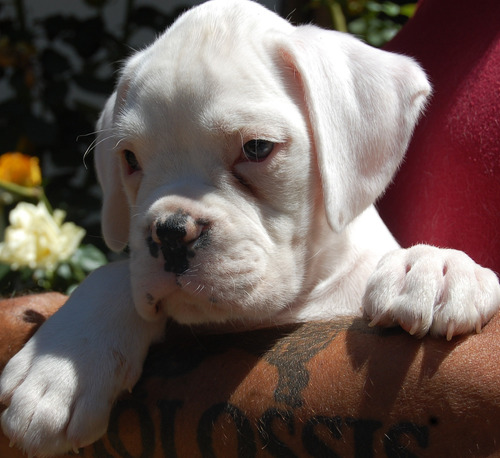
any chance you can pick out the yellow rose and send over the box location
[0,152,42,187]
[0,202,85,270]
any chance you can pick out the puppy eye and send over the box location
[242,140,274,162]
[124,149,141,174]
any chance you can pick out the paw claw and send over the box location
[475,318,482,335]
[408,320,421,336]
[364,245,500,339]
[446,321,455,341]
[368,315,381,328]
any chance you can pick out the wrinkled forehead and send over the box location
[116,1,294,125]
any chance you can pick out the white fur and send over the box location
[1,0,499,455]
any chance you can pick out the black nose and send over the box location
[148,211,206,275]
[153,211,204,246]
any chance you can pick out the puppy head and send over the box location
[94,0,430,325]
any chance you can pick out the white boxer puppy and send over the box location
[1,0,499,455]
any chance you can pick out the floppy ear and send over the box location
[94,92,130,252]
[280,26,430,232]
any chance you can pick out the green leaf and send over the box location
[70,244,107,272]
[0,262,11,281]
[366,1,382,13]
[56,262,72,280]
[381,2,400,17]
[400,4,417,18]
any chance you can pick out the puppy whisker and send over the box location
[82,133,116,168]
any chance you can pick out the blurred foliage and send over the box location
[346,1,416,46]
[282,0,417,46]
[0,0,415,275]
[0,152,107,294]
[0,242,107,294]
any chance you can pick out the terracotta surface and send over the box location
[1,294,499,457]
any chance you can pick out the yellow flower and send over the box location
[0,202,85,270]
[0,152,42,187]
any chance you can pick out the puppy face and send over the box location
[95,0,430,325]
[98,2,318,325]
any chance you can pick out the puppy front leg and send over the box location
[0,260,166,457]
[363,245,500,339]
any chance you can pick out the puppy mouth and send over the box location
[153,290,228,325]
[135,260,257,324]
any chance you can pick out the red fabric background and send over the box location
[378,0,500,274]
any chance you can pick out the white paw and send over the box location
[0,261,163,457]
[0,336,114,457]
[363,245,500,340]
